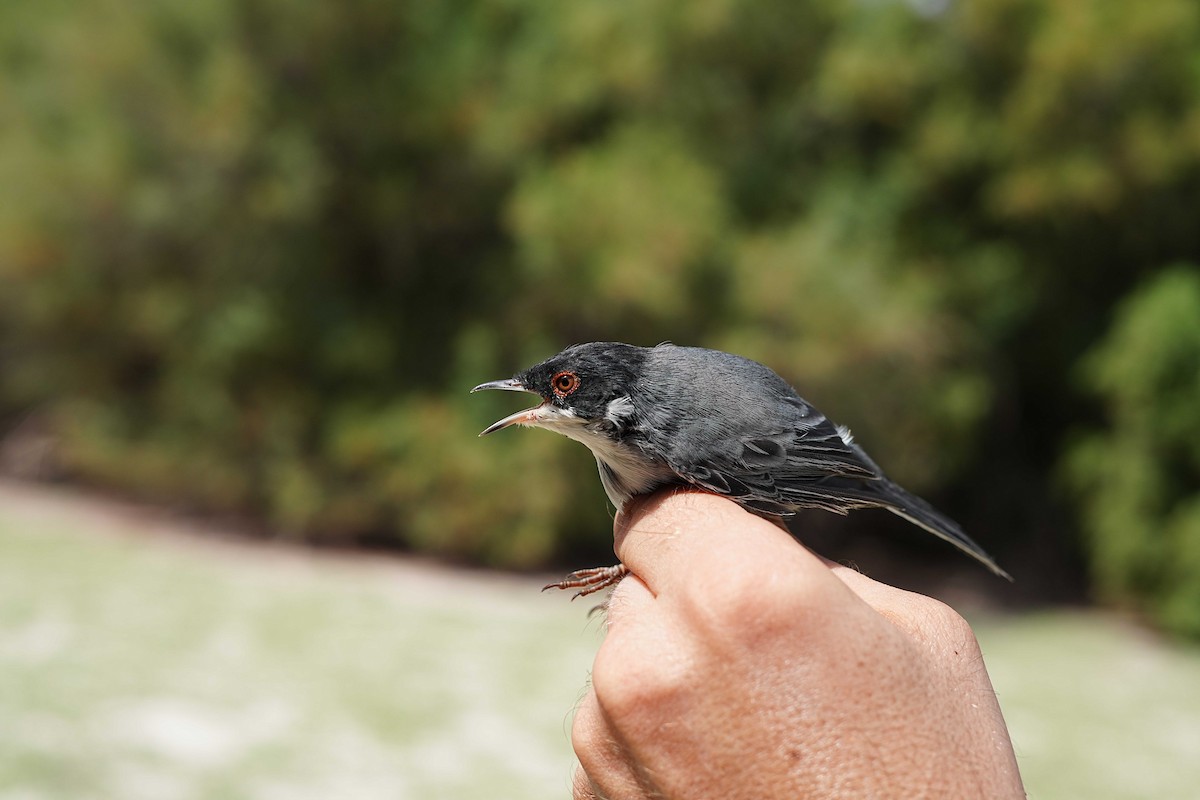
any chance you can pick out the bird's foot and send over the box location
[543,563,629,600]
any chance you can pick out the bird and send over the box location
[472,341,1010,596]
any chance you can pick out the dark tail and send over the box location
[876,480,1012,581]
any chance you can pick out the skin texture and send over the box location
[571,491,1025,800]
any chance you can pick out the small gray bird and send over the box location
[473,342,1010,596]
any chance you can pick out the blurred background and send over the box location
[2,0,1199,797]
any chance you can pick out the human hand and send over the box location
[571,491,1024,800]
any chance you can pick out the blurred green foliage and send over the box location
[1,0,1199,629]
[1069,268,1200,637]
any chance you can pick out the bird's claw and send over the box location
[542,563,629,599]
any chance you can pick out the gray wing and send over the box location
[661,395,1013,579]
[665,396,886,517]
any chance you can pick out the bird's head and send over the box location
[471,343,646,438]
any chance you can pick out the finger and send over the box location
[572,766,602,800]
[602,570,656,628]
[824,561,967,642]
[572,689,647,800]
[825,562,903,607]
[614,490,830,597]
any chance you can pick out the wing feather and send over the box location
[668,407,883,516]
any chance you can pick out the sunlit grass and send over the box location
[0,483,599,800]
[976,611,1200,799]
[1,481,1198,799]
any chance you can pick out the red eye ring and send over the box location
[552,371,580,397]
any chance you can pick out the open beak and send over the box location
[471,378,545,436]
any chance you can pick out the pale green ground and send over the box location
[1,481,1199,800]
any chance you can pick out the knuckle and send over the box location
[591,632,690,722]
[914,597,983,663]
[680,557,823,644]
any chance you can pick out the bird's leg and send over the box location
[543,563,629,600]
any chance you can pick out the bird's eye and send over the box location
[552,371,580,397]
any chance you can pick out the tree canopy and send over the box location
[2,0,1199,633]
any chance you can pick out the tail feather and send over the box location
[876,480,1012,581]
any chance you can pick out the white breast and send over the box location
[524,402,673,509]
[552,419,670,508]
[589,438,674,510]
